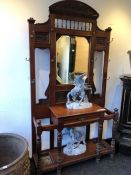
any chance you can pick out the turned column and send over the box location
[36,120,42,175]
[111,108,118,158]
[57,126,62,175]
[96,120,103,162]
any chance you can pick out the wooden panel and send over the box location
[33,103,50,119]
[49,1,99,19]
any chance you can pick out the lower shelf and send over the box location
[34,140,112,173]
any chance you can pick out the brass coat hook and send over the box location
[25,58,30,61]
[107,38,114,44]
[106,76,110,80]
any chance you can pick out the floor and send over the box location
[31,153,131,175]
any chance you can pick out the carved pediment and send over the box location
[49,0,99,19]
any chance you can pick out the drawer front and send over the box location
[61,114,101,127]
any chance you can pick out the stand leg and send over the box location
[57,128,62,175]
[96,121,103,163]
[50,119,54,149]
[111,108,118,158]
[36,120,42,175]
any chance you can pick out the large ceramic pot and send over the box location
[0,133,30,175]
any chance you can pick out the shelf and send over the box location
[34,140,112,173]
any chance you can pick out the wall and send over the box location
[0,0,131,156]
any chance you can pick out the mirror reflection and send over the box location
[93,51,105,95]
[56,35,89,84]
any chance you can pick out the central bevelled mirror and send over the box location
[56,35,89,84]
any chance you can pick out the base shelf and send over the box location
[34,140,112,173]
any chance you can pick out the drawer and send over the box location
[61,115,100,127]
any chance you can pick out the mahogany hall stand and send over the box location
[27,1,118,174]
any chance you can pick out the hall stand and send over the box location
[27,1,118,174]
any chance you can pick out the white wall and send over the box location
[0,0,131,156]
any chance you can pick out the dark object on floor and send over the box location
[0,133,30,175]
[118,75,131,155]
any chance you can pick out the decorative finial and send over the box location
[27,17,35,24]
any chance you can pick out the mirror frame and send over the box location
[56,35,90,85]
